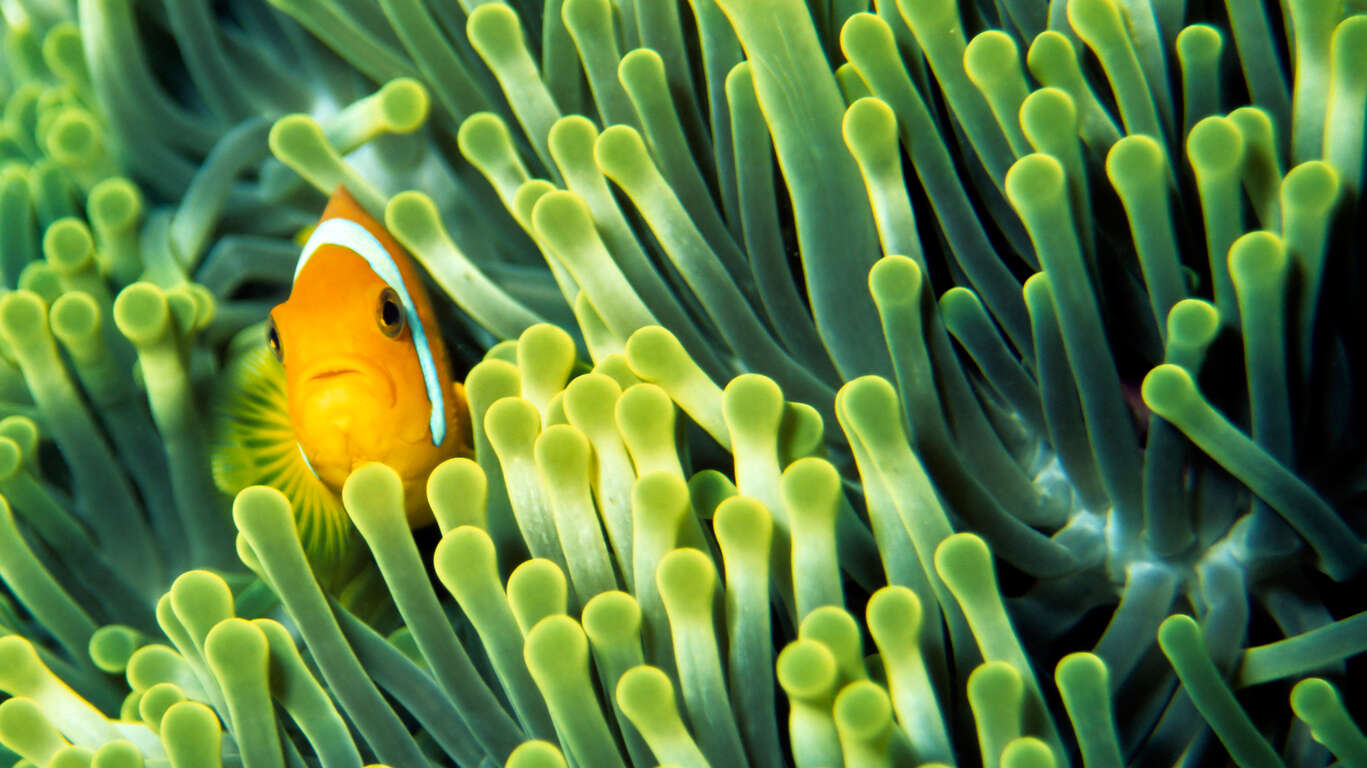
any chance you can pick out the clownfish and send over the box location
[268,185,472,526]
[212,186,471,558]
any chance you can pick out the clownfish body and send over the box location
[265,186,471,526]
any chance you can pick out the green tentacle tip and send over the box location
[1227,231,1287,288]
[232,484,295,540]
[434,525,499,598]
[41,22,84,76]
[0,437,20,480]
[618,47,666,94]
[722,373,784,439]
[866,586,922,648]
[833,679,893,742]
[169,570,234,642]
[594,125,652,188]
[1001,737,1055,768]
[377,78,430,133]
[112,282,169,345]
[1065,0,1125,44]
[383,192,444,252]
[1281,161,1339,211]
[159,701,222,767]
[456,113,520,170]
[1166,300,1220,349]
[485,396,542,458]
[524,614,589,683]
[507,559,568,633]
[1187,116,1244,175]
[0,697,65,763]
[582,590,642,646]
[138,683,187,731]
[964,30,1025,93]
[88,178,141,230]
[781,457,841,523]
[842,97,898,165]
[535,424,591,489]
[91,741,143,768]
[970,659,1024,705]
[0,416,39,461]
[656,547,716,618]
[89,626,145,674]
[799,607,864,684]
[616,384,677,467]
[616,665,685,734]
[47,746,95,768]
[1176,24,1222,64]
[268,114,331,163]
[0,291,49,345]
[1105,135,1165,193]
[868,255,923,310]
[548,115,598,168]
[203,618,269,687]
[1020,88,1077,145]
[1055,651,1108,696]
[1140,364,1197,420]
[45,109,102,167]
[712,495,773,564]
[49,292,98,347]
[624,326,693,384]
[1290,678,1367,764]
[428,458,488,533]
[1004,153,1067,209]
[467,3,528,64]
[506,741,569,768]
[933,533,997,602]
[777,639,837,701]
[341,461,407,535]
[896,0,957,30]
[530,190,598,254]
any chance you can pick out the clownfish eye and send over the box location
[266,316,284,362]
[377,287,405,339]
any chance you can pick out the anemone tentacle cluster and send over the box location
[0,0,1362,765]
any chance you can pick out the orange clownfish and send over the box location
[265,186,472,526]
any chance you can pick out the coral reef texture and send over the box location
[0,0,1362,765]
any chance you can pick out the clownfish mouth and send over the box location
[296,357,396,406]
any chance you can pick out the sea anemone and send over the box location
[0,0,1363,765]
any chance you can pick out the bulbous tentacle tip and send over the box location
[1140,363,1196,419]
[656,547,716,615]
[1001,736,1056,768]
[1005,153,1067,210]
[1187,116,1244,175]
[776,639,837,701]
[933,532,996,596]
[376,78,430,134]
[341,462,407,532]
[427,457,487,532]
[0,636,48,697]
[231,485,294,533]
[466,3,526,61]
[457,112,516,163]
[833,679,893,740]
[582,590,642,645]
[433,524,498,593]
[1165,300,1220,348]
[524,615,589,678]
[506,740,569,768]
[112,282,170,346]
[866,586,922,647]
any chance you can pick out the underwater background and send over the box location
[0,0,1362,765]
